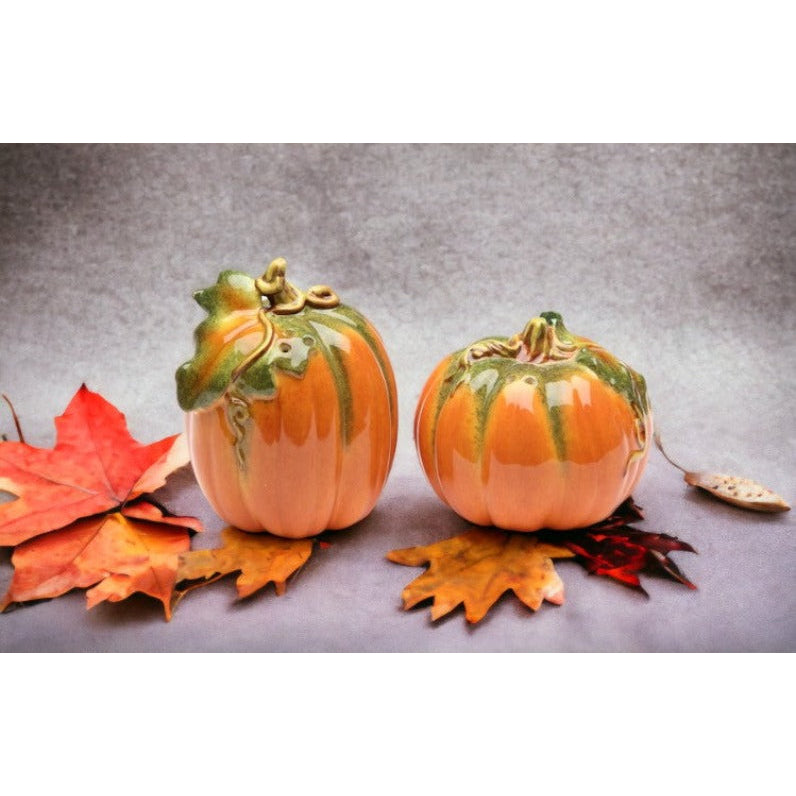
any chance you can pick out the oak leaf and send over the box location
[175,526,313,604]
[387,529,574,623]
[0,384,190,546]
[0,501,196,619]
[388,499,698,624]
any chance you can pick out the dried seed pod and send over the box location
[654,432,790,513]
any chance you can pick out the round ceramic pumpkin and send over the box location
[176,257,398,538]
[414,312,652,531]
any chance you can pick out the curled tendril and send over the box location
[222,259,340,463]
[255,258,340,315]
[306,284,339,308]
[229,308,275,384]
[459,339,521,369]
[225,391,251,469]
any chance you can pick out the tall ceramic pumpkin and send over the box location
[177,257,398,538]
[415,312,652,531]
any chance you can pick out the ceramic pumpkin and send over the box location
[176,257,398,538]
[414,312,652,531]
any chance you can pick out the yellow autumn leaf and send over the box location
[387,529,574,623]
[175,526,313,603]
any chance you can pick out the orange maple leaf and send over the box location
[0,502,198,619]
[387,529,575,623]
[175,527,313,603]
[0,384,189,546]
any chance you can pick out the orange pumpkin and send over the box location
[414,312,652,531]
[176,258,397,538]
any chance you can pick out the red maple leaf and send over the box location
[0,385,200,618]
[0,384,189,546]
[0,501,200,619]
[541,499,697,594]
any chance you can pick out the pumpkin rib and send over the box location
[320,349,348,534]
[413,357,451,504]
[366,325,400,468]
[481,378,561,530]
[306,314,354,445]
[326,330,371,530]
[433,382,491,526]
[550,374,613,529]
[596,390,650,522]
[586,384,632,526]
[365,317,399,469]
[425,354,466,462]
[186,407,260,531]
[245,349,342,537]
[327,327,396,529]
[331,305,399,450]
[548,375,584,529]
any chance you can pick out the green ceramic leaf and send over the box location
[176,271,265,411]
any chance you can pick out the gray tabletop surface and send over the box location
[1,143,793,652]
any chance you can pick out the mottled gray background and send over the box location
[1,143,794,651]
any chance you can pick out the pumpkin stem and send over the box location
[515,312,578,364]
[256,257,305,313]
[255,257,340,315]
[458,312,579,370]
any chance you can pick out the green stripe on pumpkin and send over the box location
[303,311,354,446]
[575,346,649,417]
[424,315,650,471]
[434,353,649,465]
[428,342,526,459]
[319,305,397,422]
[465,358,571,462]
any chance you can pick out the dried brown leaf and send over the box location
[682,471,790,512]
[654,432,790,513]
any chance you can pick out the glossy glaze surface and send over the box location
[414,312,652,531]
[178,262,397,538]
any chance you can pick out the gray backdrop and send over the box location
[1,143,793,651]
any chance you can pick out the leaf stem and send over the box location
[653,431,687,474]
[1,393,26,444]
[171,572,228,614]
